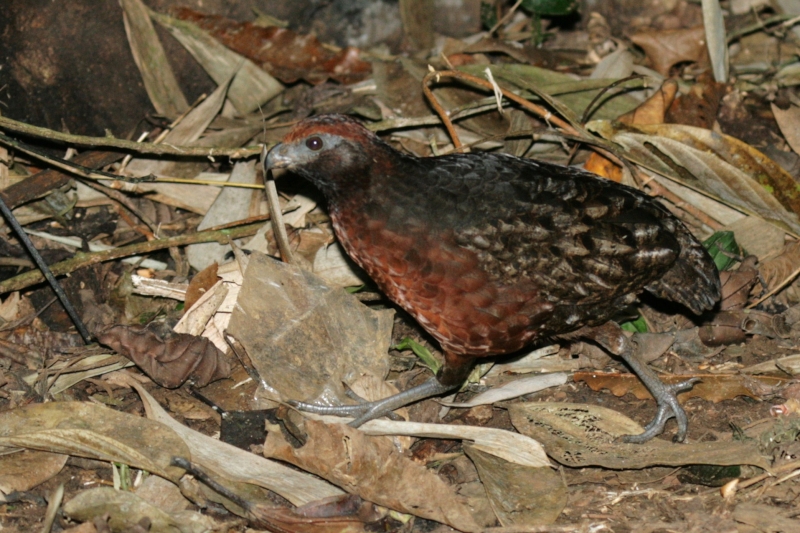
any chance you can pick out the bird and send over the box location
[266,114,720,443]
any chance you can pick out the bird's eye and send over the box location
[306,136,323,151]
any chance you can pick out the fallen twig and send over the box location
[0,222,265,294]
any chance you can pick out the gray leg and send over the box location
[288,377,459,427]
[576,322,697,443]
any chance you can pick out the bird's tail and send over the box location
[645,224,720,315]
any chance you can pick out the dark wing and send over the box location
[421,153,719,313]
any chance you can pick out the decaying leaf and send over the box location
[132,381,345,506]
[0,402,188,481]
[0,450,67,494]
[666,73,726,129]
[246,494,383,533]
[171,7,372,85]
[97,323,231,388]
[120,0,188,117]
[464,444,566,527]
[226,252,394,406]
[574,371,789,403]
[356,418,550,468]
[757,240,800,307]
[619,78,678,126]
[509,402,771,470]
[631,26,707,76]
[63,487,215,533]
[263,418,481,532]
[184,262,219,312]
[588,121,800,233]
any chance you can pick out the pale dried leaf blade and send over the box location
[120,0,188,116]
[357,418,550,468]
[702,0,729,82]
[133,381,345,506]
[185,161,259,271]
[263,419,482,532]
[588,120,800,234]
[440,372,568,408]
[151,9,284,114]
[509,402,771,470]
[0,402,187,480]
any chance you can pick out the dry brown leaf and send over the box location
[171,8,371,85]
[631,26,707,76]
[583,152,624,182]
[184,262,219,313]
[247,494,382,533]
[771,103,800,155]
[0,450,67,494]
[97,324,231,388]
[620,78,678,126]
[756,240,800,307]
[589,121,800,232]
[509,402,771,470]
[666,73,726,129]
[697,310,748,346]
[574,371,789,403]
[464,445,566,527]
[263,419,481,532]
[0,402,188,481]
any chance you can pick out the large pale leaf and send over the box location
[588,121,800,234]
[151,10,284,114]
[0,402,187,481]
[133,382,345,506]
[120,0,188,116]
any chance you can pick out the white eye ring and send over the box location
[306,136,323,151]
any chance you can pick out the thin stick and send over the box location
[261,145,296,264]
[0,222,264,294]
[0,194,92,343]
[422,69,580,143]
[0,115,259,158]
[747,263,800,309]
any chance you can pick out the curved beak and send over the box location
[265,142,292,171]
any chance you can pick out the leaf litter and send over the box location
[4,0,800,532]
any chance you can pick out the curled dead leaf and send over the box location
[97,324,231,388]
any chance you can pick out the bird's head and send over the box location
[266,114,386,196]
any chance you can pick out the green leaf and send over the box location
[620,315,648,333]
[703,231,743,271]
[521,0,578,16]
[344,284,366,293]
[393,337,441,374]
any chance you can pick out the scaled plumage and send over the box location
[267,114,720,442]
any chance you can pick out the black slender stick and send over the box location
[0,195,92,343]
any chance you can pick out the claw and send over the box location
[621,378,699,444]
